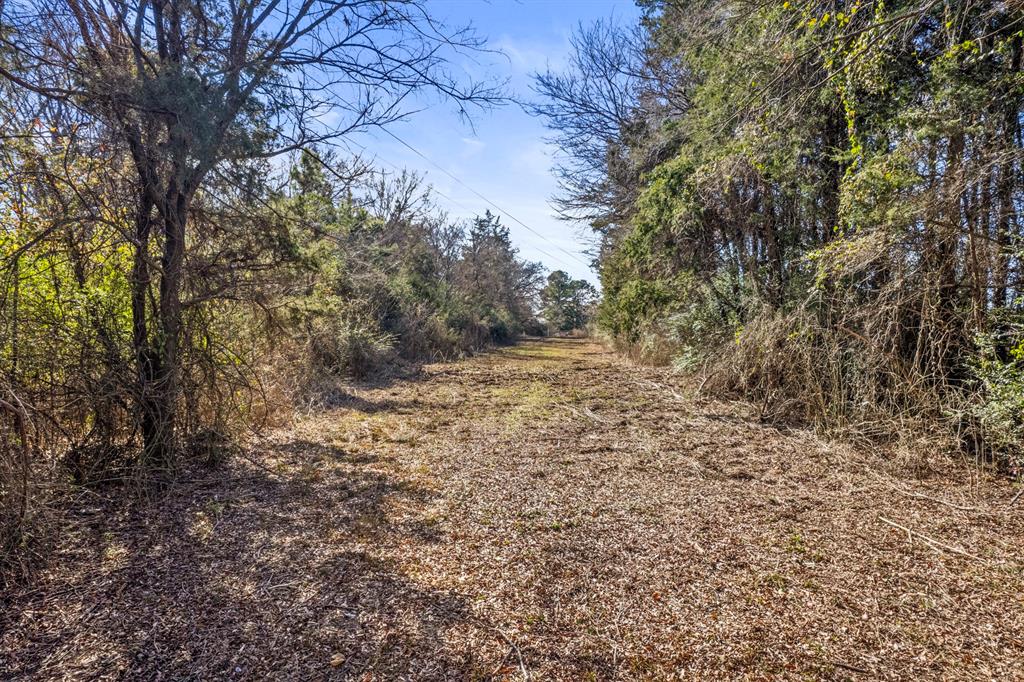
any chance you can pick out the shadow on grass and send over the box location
[318,392,427,415]
[0,437,489,679]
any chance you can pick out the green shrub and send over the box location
[307,313,395,379]
[972,325,1024,472]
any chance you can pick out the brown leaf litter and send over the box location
[2,338,1022,680]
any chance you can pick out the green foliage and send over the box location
[541,0,1024,466]
[276,160,544,382]
[0,124,547,576]
[973,321,1024,471]
[0,0,514,578]
[540,271,597,333]
[306,309,395,380]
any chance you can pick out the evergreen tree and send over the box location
[541,271,597,332]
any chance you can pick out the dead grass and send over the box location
[2,338,1022,680]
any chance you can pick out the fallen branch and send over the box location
[1009,488,1023,508]
[492,627,530,681]
[878,516,983,562]
[832,660,872,675]
[489,645,514,679]
[869,472,979,512]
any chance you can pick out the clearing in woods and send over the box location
[2,338,1022,680]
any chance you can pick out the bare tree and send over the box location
[529,19,665,230]
[0,0,500,474]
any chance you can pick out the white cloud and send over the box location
[490,34,571,76]
[460,137,486,158]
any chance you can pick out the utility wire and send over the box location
[377,128,594,270]
[340,134,587,273]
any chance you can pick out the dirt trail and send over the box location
[3,338,1023,680]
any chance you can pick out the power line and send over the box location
[377,128,594,270]
[340,135,586,273]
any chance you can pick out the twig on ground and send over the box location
[878,516,983,561]
[490,645,514,678]
[869,472,979,512]
[237,449,288,480]
[563,404,608,424]
[832,660,872,674]
[493,627,530,681]
[696,370,712,395]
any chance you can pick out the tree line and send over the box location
[534,1,1024,467]
[0,0,547,581]
[540,270,597,334]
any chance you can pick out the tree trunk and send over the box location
[131,195,165,474]
[994,35,1020,309]
[145,188,187,475]
[934,131,965,382]
[131,182,189,477]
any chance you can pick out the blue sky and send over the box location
[346,0,642,285]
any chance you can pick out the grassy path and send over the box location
[3,338,1023,679]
